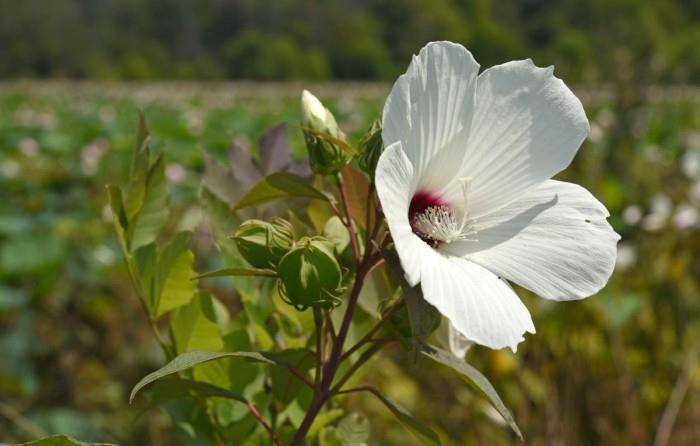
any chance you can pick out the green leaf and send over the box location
[318,427,344,446]
[125,113,151,220]
[323,216,350,255]
[270,349,315,406]
[130,350,289,403]
[359,387,441,445]
[171,293,225,354]
[19,435,117,446]
[234,172,329,211]
[129,153,169,251]
[194,267,277,279]
[133,243,157,313]
[202,151,241,207]
[381,247,439,353]
[336,412,370,446]
[301,126,356,156]
[404,285,440,357]
[357,118,383,179]
[338,166,369,229]
[308,408,345,438]
[420,344,523,440]
[138,377,247,418]
[154,231,196,317]
[106,185,129,255]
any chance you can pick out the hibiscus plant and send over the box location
[91,41,617,446]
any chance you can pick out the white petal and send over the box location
[440,60,589,217]
[445,180,620,301]
[382,41,480,194]
[437,317,474,358]
[421,255,535,351]
[374,141,430,286]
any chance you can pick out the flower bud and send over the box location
[300,90,352,175]
[232,218,295,269]
[277,237,344,310]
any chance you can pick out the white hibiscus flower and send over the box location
[376,41,620,352]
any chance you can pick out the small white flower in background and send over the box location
[681,151,700,179]
[587,122,604,144]
[99,105,116,123]
[615,243,637,271]
[642,193,672,232]
[673,203,699,229]
[690,181,700,203]
[376,41,620,352]
[18,137,39,157]
[0,160,20,179]
[183,108,205,136]
[166,163,188,184]
[80,138,110,175]
[93,245,116,265]
[622,205,643,226]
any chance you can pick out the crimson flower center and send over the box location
[409,190,477,246]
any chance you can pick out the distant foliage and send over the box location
[0,0,698,83]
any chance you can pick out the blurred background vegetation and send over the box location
[1,0,700,85]
[1,1,700,445]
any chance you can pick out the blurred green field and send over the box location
[1,81,700,445]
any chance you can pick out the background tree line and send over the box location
[1,0,699,84]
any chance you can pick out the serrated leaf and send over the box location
[202,151,241,207]
[125,113,151,220]
[19,435,117,446]
[171,293,224,354]
[360,387,441,446]
[154,231,196,317]
[420,344,523,440]
[195,267,277,279]
[130,350,293,403]
[234,172,329,211]
[336,412,370,446]
[199,188,247,273]
[229,141,262,188]
[129,153,169,251]
[133,242,157,313]
[106,185,129,255]
[339,166,369,230]
[259,123,293,173]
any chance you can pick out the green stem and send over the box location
[330,341,388,395]
[290,254,374,445]
[314,308,324,392]
[336,172,361,263]
[247,402,284,446]
[341,302,402,363]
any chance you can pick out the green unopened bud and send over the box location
[232,218,295,269]
[277,237,344,310]
[301,90,352,175]
[358,118,383,179]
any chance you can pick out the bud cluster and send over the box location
[232,218,345,311]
